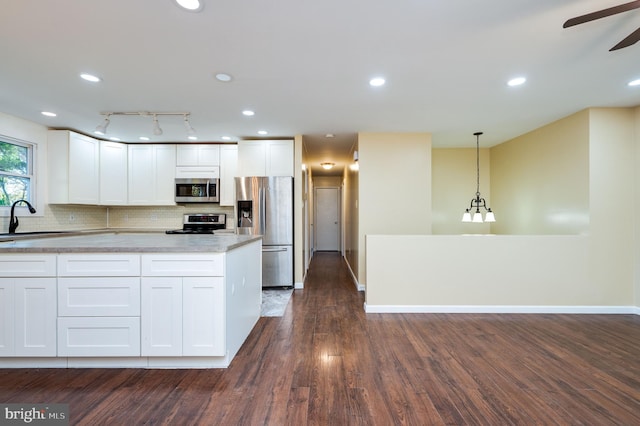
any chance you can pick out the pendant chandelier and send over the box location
[462,132,495,223]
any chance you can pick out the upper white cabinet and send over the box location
[237,140,294,177]
[176,145,220,166]
[48,130,100,204]
[99,141,128,205]
[219,144,238,206]
[128,144,176,205]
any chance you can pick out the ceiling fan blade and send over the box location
[610,26,640,50]
[563,0,640,28]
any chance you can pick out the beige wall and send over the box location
[365,107,639,311]
[491,110,590,235]
[588,108,635,306]
[635,107,640,308]
[293,134,304,287]
[358,132,431,286]
[432,148,491,234]
[343,140,359,286]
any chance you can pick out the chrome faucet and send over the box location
[9,199,36,234]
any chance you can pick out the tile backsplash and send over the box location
[0,204,235,233]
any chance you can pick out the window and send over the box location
[0,138,34,206]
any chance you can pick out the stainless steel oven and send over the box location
[175,178,220,203]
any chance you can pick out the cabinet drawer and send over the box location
[57,317,140,357]
[58,254,140,276]
[0,255,56,277]
[58,277,140,316]
[141,254,224,276]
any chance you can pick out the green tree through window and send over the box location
[0,140,32,206]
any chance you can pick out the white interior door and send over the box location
[315,187,340,251]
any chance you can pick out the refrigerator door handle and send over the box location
[206,180,210,199]
[262,247,289,252]
[260,187,266,235]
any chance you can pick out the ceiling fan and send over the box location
[563,0,640,51]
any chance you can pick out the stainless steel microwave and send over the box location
[175,178,220,203]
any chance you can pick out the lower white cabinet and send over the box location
[0,254,57,358]
[56,254,141,357]
[141,277,182,356]
[183,277,225,356]
[57,317,140,357]
[0,278,57,357]
[141,255,226,357]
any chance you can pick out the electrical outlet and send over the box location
[124,214,129,222]
[69,213,76,222]
[150,214,158,221]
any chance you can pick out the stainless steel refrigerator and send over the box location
[235,176,293,288]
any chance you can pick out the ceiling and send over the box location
[0,1,639,177]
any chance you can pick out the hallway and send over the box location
[1,252,639,424]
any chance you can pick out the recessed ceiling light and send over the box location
[507,77,526,86]
[242,110,255,116]
[174,0,203,12]
[109,137,121,141]
[80,73,101,83]
[215,73,232,82]
[369,77,385,87]
[221,136,232,141]
[139,136,150,141]
[325,133,335,138]
[628,78,640,87]
[188,135,198,140]
[257,130,268,135]
[41,111,56,117]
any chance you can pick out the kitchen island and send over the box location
[0,232,262,368]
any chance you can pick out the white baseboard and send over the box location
[342,254,364,291]
[294,281,304,289]
[364,304,640,315]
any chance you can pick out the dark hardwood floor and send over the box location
[1,252,640,425]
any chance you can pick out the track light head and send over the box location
[183,114,196,136]
[95,115,111,135]
[152,115,163,136]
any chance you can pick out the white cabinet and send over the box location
[141,254,225,357]
[141,277,182,356]
[220,144,238,206]
[56,254,141,357]
[0,278,57,357]
[99,141,128,205]
[183,277,225,356]
[0,254,57,357]
[237,140,294,176]
[176,145,220,166]
[48,130,100,204]
[128,144,176,205]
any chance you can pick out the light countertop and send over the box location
[0,231,261,253]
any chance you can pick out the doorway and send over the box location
[314,187,341,251]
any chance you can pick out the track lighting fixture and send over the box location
[152,114,163,136]
[183,114,196,136]
[94,114,111,135]
[94,111,195,139]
